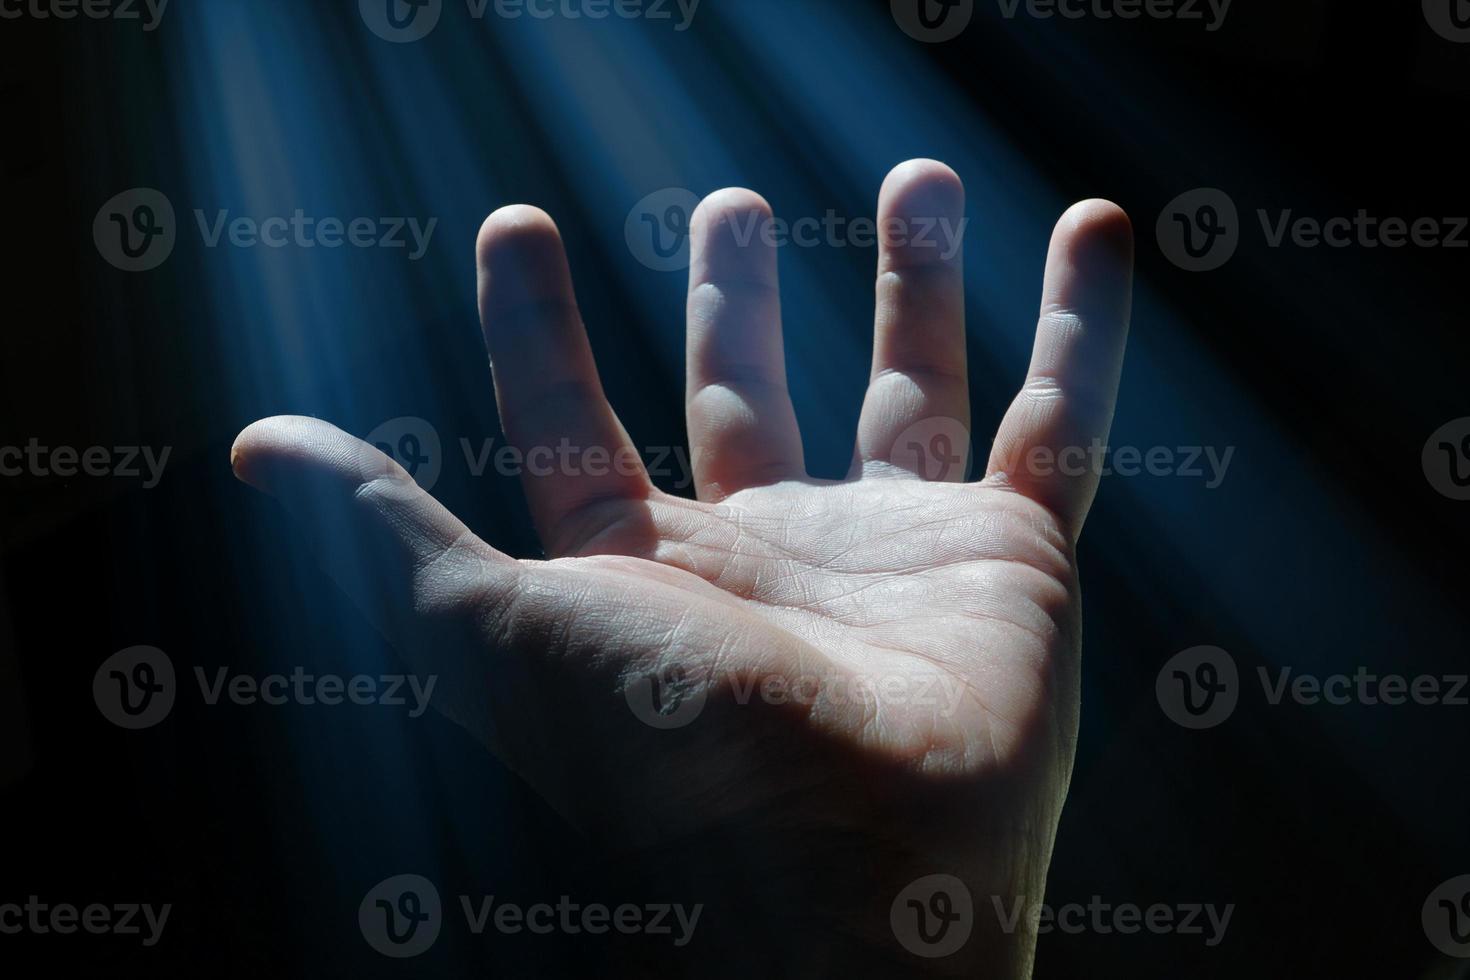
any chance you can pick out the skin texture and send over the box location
[231,160,1133,978]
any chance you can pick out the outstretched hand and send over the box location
[232,160,1133,978]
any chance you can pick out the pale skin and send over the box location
[231,160,1133,977]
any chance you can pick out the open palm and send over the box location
[232,160,1133,978]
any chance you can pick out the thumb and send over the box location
[230,415,520,742]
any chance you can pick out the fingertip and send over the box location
[692,187,773,230]
[229,415,361,492]
[877,160,966,272]
[879,159,965,219]
[1043,199,1134,316]
[476,205,579,325]
[476,204,565,272]
[231,415,305,484]
[690,188,778,284]
[1053,199,1134,260]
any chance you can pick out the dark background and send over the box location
[1,0,1467,976]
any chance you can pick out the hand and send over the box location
[231,160,1133,978]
